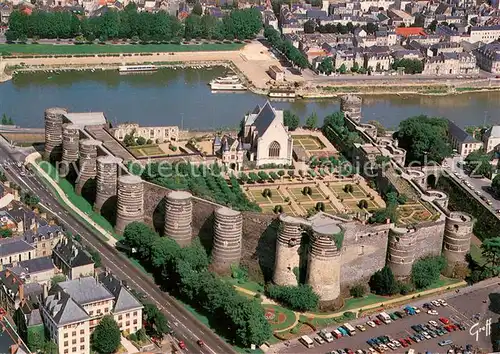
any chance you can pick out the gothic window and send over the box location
[268,141,280,158]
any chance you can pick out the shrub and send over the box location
[411,255,447,289]
[358,199,369,209]
[315,201,325,212]
[344,184,354,193]
[398,282,414,295]
[349,284,367,298]
[266,284,319,311]
[344,311,355,320]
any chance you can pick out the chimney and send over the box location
[18,283,24,302]
[42,283,48,300]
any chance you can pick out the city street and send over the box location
[278,279,499,354]
[0,138,235,354]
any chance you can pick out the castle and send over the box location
[42,97,473,304]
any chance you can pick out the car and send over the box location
[178,340,186,349]
[457,323,466,331]
[380,344,389,352]
[429,331,437,338]
[438,299,448,306]
[368,348,377,353]
[431,300,441,307]
[392,340,401,348]
[367,339,375,346]
[440,317,450,325]
[394,311,405,318]
[448,324,458,331]
[355,350,364,354]
[411,325,420,332]
[367,321,376,328]
[429,320,438,327]
[428,310,438,315]
[356,324,367,332]
[409,335,418,343]
[197,340,204,347]
[373,319,382,325]
[314,336,325,345]
[387,342,395,350]
[412,306,421,314]
[389,313,398,321]
[405,338,412,346]
[439,339,453,346]
[399,339,408,348]
[0,308,6,315]
[444,325,452,332]
[345,349,354,354]
[423,303,432,309]
[422,332,431,340]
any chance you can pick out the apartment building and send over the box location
[52,238,94,280]
[42,276,143,354]
[423,52,478,75]
[469,25,500,44]
[7,257,57,287]
[447,120,483,158]
[474,41,500,74]
[483,126,500,153]
[24,225,64,258]
[0,237,35,265]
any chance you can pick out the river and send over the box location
[1,66,500,130]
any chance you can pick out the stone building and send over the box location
[447,119,483,158]
[112,123,179,143]
[52,238,94,280]
[483,126,500,153]
[422,52,478,75]
[474,41,500,74]
[213,135,245,171]
[242,101,293,167]
[24,225,64,258]
[364,52,392,71]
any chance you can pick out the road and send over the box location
[0,139,235,354]
[277,278,499,354]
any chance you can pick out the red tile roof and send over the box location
[395,27,426,37]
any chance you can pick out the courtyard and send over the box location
[291,130,338,160]
[398,200,437,225]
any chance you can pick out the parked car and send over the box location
[431,300,441,307]
[428,310,439,315]
[438,299,448,306]
[314,336,325,345]
[399,339,408,348]
[373,319,382,325]
[423,303,432,309]
[429,320,439,327]
[356,324,367,332]
[366,321,376,328]
[457,323,466,331]
[440,317,450,325]
[439,339,453,346]
[412,306,421,314]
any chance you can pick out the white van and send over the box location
[299,335,314,349]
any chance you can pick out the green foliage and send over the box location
[396,115,452,165]
[315,201,325,211]
[266,284,319,311]
[192,2,203,15]
[322,111,362,158]
[411,256,447,289]
[1,113,14,125]
[344,311,355,320]
[349,284,366,298]
[397,194,408,205]
[91,315,121,354]
[392,59,423,74]
[124,222,272,346]
[339,63,347,74]
[231,264,248,282]
[368,120,386,136]
[481,237,500,277]
[283,110,300,131]
[369,266,399,295]
[144,303,170,338]
[27,325,45,352]
[398,282,414,295]
[41,341,58,354]
[264,26,308,69]
[491,175,500,197]
[7,7,260,42]
[123,133,136,147]
[344,184,353,193]
[305,112,318,129]
[262,188,272,198]
[0,228,12,238]
[0,171,6,182]
[136,136,147,145]
[86,246,102,268]
[317,57,334,75]
[332,230,344,249]
[21,191,40,207]
[465,149,493,178]
[358,199,368,209]
[351,61,359,73]
[375,155,391,166]
[51,274,66,287]
[13,307,27,344]
[136,162,260,212]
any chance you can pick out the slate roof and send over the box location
[23,225,62,244]
[58,277,114,305]
[447,120,479,143]
[0,237,34,258]
[484,126,500,139]
[98,272,143,313]
[253,101,281,137]
[44,290,89,326]
[7,256,55,275]
[52,237,93,268]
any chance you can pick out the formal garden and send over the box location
[397,200,437,225]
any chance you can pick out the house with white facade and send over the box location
[242,102,293,167]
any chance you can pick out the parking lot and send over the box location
[278,281,499,354]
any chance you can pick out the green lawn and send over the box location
[341,293,387,311]
[224,277,265,293]
[470,244,486,266]
[263,304,296,331]
[0,42,244,55]
[37,161,119,239]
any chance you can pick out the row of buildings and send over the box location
[448,120,500,158]
[0,181,143,354]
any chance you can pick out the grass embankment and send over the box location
[0,43,244,55]
[37,161,119,239]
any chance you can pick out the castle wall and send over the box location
[340,222,391,287]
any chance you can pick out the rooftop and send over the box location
[97,272,143,313]
[0,238,34,258]
[58,277,114,305]
[64,112,107,127]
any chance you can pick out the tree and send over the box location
[86,247,102,268]
[358,199,368,209]
[136,136,147,145]
[466,149,493,178]
[21,192,40,207]
[317,57,334,75]
[428,20,438,32]
[392,59,423,74]
[0,171,6,182]
[0,229,12,238]
[13,308,27,344]
[411,256,446,289]
[304,19,316,33]
[396,115,452,165]
[91,315,121,354]
[123,133,136,147]
[51,274,66,287]
[338,63,347,74]
[367,120,386,136]
[492,175,500,197]
[41,340,58,354]
[369,266,399,295]
[27,326,45,352]
[351,61,359,73]
[265,284,319,311]
[305,112,318,129]
[283,110,300,131]
[481,237,500,277]
[192,2,203,15]
[349,284,366,298]
[123,222,158,260]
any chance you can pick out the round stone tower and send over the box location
[306,223,342,302]
[273,214,303,286]
[115,175,144,235]
[94,156,122,213]
[387,227,417,279]
[210,207,243,273]
[442,212,473,275]
[60,123,80,176]
[164,191,193,247]
[340,95,362,124]
[75,139,102,195]
[44,107,67,161]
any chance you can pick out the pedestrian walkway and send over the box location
[26,152,117,246]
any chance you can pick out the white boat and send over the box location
[209,75,246,91]
[269,89,296,98]
[118,65,158,73]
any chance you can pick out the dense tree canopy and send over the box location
[411,256,446,289]
[369,266,399,295]
[6,5,261,41]
[396,115,452,165]
[283,110,300,131]
[392,59,423,74]
[465,149,493,178]
[264,26,308,69]
[317,57,334,75]
[492,175,500,197]
[265,284,319,311]
[91,315,121,354]
[481,237,500,277]
[123,222,272,346]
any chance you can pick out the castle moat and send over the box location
[2,67,500,130]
